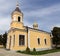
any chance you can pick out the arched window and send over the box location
[18,16,20,22]
[38,38,40,45]
[44,39,47,45]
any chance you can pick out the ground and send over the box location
[0,48,60,56]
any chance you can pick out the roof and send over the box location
[25,26,51,34]
[14,7,21,12]
[11,7,22,15]
[8,26,51,34]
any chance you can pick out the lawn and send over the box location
[17,48,60,55]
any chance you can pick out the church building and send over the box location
[6,2,52,51]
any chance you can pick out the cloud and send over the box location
[23,3,60,32]
[0,16,11,34]
[0,0,60,34]
[24,4,60,18]
[50,23,60,30]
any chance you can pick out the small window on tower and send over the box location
[18,16,20,22]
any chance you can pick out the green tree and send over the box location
[2,32,7,47]
[52,27,60,48]
[0,35,3,45]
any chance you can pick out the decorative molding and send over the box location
[8,28,27,33]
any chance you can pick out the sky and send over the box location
[0,0,60,34]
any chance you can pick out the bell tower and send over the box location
[10,1,24,29]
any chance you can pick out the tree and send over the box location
[0,35,3,45]
[2,32,7,47]
[52,27,60,48]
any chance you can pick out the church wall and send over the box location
[6,30,27,51]
[29,29,52,51]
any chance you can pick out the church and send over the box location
[6,2,52,51]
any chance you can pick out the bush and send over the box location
[33,48,36,52]
[26,47,30,53]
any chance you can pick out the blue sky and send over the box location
[0,0,60,34]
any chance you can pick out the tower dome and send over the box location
[12,1,22,15]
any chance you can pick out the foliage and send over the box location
[25,47,30,53]
[2,32,7,47]
[0,35,3,45]
[17,48,60,55]
[52,27,60,48]
[33,48,36,52]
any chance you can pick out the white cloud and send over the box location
[23,3,60,32]
[49,24,60,31]
[24,4,60,18]
[0,0,60,34]
[0,16,11,34]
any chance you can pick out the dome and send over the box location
[14,7,21,12]
[12,2,22,15]
[33,22,38,27]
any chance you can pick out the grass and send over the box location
[17,48,60,55]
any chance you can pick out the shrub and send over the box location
[26,47,30,53]
[33,48,36,52]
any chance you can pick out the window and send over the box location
[44,39,47,45]
[38,38,40,45]
[19,35,25,45]
[18,16,20,22]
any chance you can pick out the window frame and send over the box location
[19,35,25,46]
